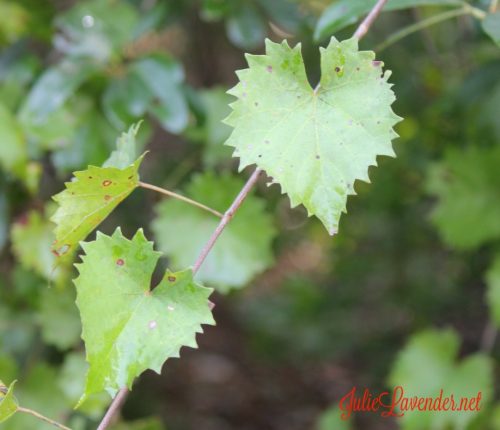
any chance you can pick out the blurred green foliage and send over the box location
[0,0,499,429]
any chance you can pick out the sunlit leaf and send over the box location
[74,229,214,403]
[225,37,400,234]
[51,156,143,257]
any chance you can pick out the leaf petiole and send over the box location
[17,406,72,430]
[138,181,223,218]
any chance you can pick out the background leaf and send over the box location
[482,12,500,47]
[152,172,276,292]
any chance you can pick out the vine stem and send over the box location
[96,0,390,427]
[376,3,487,52]
[138,181,223,218]
[192,168,263,273]
[96,388,129,430]
[353,0,389,40]
[17,407,72,430]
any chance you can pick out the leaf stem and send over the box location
[17,407,72,430]
[376,6,484,52]
[96,388,129,430]
[138,181,223,218]
[192,168,263,273]
[353,0,390,39]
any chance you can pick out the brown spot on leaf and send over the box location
[266,65,273,73]
[116,258,124,266]
[168,276,176,282]
[104,195,112,201]
[102,180,112,187]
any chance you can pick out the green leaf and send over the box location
[51,156,143,257]
[199,88,234,167]
[19,59,95,124]
[225,37,400,234]
[38,287,81,351]
[427,146,500,249]
[104,122,143,169]
[388,329,493,430]
[151,172,276,292]
[317,403,352,430]
[55,0,139,62]
[482,12,500,47]
[314,0,462,41]
[11,207,70,283]
[74,228,214,403]
[486,254,500,329]
[0,380,18,424]
[132,54,188,133]
[226,3,266,50]
[0,102,26,179]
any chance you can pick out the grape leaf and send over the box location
[427,146,500,249]
[74,228,214,403]
[51,156,143,257]
[0,380,18,423]
[225,37,401,234]
[388,329,493,429]
[103,122,143,169]
[486,254,500,329]
[151,172,276,292]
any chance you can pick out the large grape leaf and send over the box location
[51,155,143,257]
[388,329,493,430]
[74,228,214,404]
[427,146,500,249]
[224,37,401,234]
[151,172,276,292]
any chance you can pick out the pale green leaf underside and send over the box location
[225,37,401,234]
[151,172,276,292]
[74,228,214,404]
[51,157,143,256]
[0,380,18,423]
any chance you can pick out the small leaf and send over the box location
[0,380,18,424]
[314,0,462,41]
[486,254,500,329]
[482,12,500,47]
[74,228,214,403]
[103,122,143,169]
[427,146,500,249]
[152,172,276,292]
[225,37,401,234]
[51,156,144,257]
